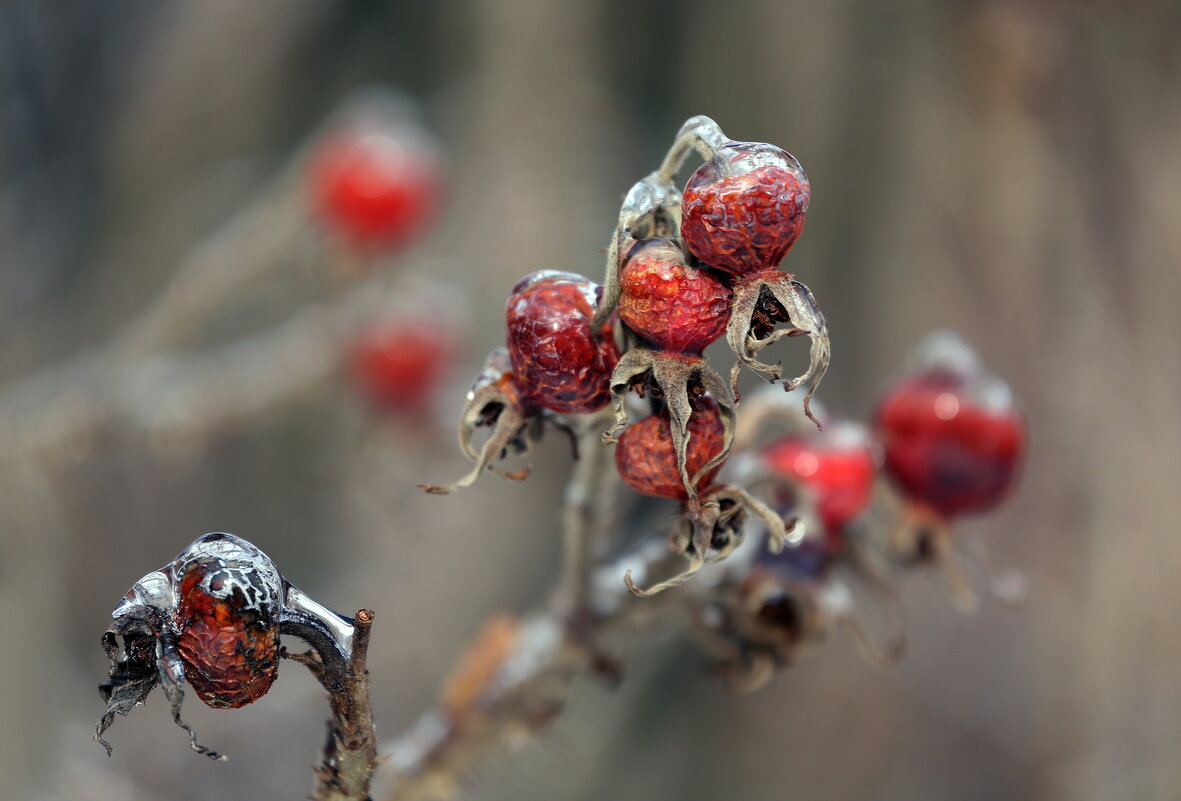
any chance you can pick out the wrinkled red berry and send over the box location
[874,367,1024,519]
[348,319,454,413]
[615,397,725,500]
[681,142,810,276]
[617,238,731,354]
[308,124,440,247]
[175,553,280,709]
[762,422,876,534]
[506,271,619,414]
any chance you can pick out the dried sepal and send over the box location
[726,273,830,428]
[604,348,736,515]
[418,348,539,494]
[623,486,794,597]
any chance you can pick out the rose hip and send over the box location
[615,397,725,501]
[681,142,810,276]
[506,271,619,414]
[762,421,876,536]
[348,319,454,414]
[617,238,731,355]
[308,123,440,248]
[175,558,280,709]
[875,366,1024,520]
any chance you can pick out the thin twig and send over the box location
[0,271,404,463]
[311,608,378,801]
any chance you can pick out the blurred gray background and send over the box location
[2,1,1179,799]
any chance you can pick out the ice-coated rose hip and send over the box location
[174,546,282,709]
[617,238,731,355]
[506,271,619,414]
[874,362,1024,520]
[681,141,810,276]
[615,397,726,500]
[97,533,355,759]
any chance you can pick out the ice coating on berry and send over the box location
[617,238,731,354]
[874,367,1024,519]
[615,398,726,500]
[173,534,283,709]
[506,271,619,414]
[682,142,810,276]
[762,422,876,534]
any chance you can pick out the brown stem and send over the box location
[310,609,378,801]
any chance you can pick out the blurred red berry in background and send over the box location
[308,121,441,248]
[875,363,1024,521]
[348,319,454,415]
[762,421,876,538]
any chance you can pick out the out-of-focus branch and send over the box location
[0,272,404,463]
[379,537,684,801]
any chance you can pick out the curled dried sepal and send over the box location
[726,273,830,428]
[623,485,795,597]
[96,533,354,759]
[605,349,736,514]
[418,348,540,494]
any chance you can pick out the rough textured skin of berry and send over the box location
[617,238,731,354]
[309,130,439,246]
[615,398,725,500]
[762,427,876,533]
[506,271,620,414]
[175,559,280,709]
[875,369,1024,519]
[682,144,810,276]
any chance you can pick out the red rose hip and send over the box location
[309,120,441,247]
[615,397,726,500]
[762,421,876,535]
[175,557,281,709]
[348,318,454,413]
[681,142,810,276]
[875,363,1024,520]
[617,238,731,354]
[506,271,619,414]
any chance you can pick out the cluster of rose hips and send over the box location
[422,116,837,592]
[693,330,1025,689]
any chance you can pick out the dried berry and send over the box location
[174,548,281,709]
[97,533,354,759]
[308,120,440,247]
[614,396,726,500]
[874,360,1024,520]
[617,238,730,355]
[506,271,619,413]
[681,142,810,276]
